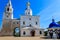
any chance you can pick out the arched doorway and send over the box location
[13,27,20,37]
[30,30,35,36]
[23,31,26,35]
[40,31,42,34]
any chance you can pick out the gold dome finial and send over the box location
[52,16,55,22]
[27,0,30,6]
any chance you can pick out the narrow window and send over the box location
[28,12,30,14]
[13,22,15,24]
[9,4,10,6]
[40,31,42,34]
[23,21,25,25]
[29,24,32,27]
[7,16,8,17]
[17,22,18,24]
[7,8,9,11]
[29,18,31,20]
[23,31,26,35]
[36,22,38,25]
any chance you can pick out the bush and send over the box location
[44,31,48,36]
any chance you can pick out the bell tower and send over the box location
[3,0,13,19]
[0,0,13,36]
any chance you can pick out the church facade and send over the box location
[0,0,44,36]
[0,0,20,36]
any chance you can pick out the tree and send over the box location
[57,21,60,24]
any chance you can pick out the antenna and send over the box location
[52,16,55,22]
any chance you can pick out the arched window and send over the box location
[29,18,31,20]
[28,12,30,14]
[17,22,18,24]
[23,21,25,25]
[7,8,9,11]
[23,31,26,35]
[7,15,8,17]
[29,24,32,27]
[36,22,38,25]
[9,3,10,6]
[13,22,15,24]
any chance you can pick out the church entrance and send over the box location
[30,30,35,36]
[13,27,20,37]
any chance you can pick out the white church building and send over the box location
[20,1,41,36]
[0,0,44,37]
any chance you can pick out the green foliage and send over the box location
[44,31,48,36]
[15,32,20,37]
[57,21,60,24]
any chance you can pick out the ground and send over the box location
[0,36,59,40]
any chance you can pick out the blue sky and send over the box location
[0,0,60,29]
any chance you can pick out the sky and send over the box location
[0,0,60,29]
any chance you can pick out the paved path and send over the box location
[0,36,60,40]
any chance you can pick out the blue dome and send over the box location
[49,19,60,28]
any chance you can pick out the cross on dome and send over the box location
[6,0,12,7]
[27,0,30,7]
[52,16,55,22]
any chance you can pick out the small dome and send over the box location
[49,19,60,28]
[25,8,32,15]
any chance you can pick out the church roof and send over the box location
[49,19,60,28]
[22,26,40,30]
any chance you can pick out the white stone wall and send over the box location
[21,29,40,36]
[20,15,40,28]
[21,29,31,36]
[35,29,40,36]
[12,19,20,25]
[20,15,40,36]
[40,29,44,36]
